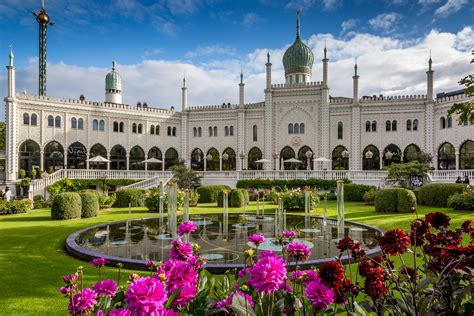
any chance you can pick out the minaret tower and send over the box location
[426,52,434,101]
[182,74,188,111]
[33,0,53,96]
[352,58,359,102]
[105,61,122,104]
[239,67,245,106]
[322,42,329,85]
[265,52,272,89]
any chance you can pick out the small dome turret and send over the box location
[282,11,314,83]
[105,61,122,92]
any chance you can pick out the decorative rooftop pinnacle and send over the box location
[428,50,432,71]
[324,40,327,60]
[267,51,271,64]
[240,66,244,84]
[8,45,14,67]
[296,9,301,39]
[112,60,116,71]
[183,70,186,88]
[354,57,358,76]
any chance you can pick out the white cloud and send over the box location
[368,12,402,32]
[1,27,471,117]
[185,45,237,59]
[341,19,358,33]
[434,0,468,18]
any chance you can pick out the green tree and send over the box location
[385,161,431,188]
[447,55,473,124]
[169,160,201,189]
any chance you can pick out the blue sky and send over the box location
[0,0,473,111]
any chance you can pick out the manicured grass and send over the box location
[0,201,470,315]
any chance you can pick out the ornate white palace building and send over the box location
[3,15,474,186]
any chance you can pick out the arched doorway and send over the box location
[403,144,422,163]
[19,140,40,175]
[44,141,64,172]
[67,142,87,169]
[332,145,349,170]
[206,148,220,171]
[362,145,380,170]
[297,146,313,170]
[110,145,127,170]
[191,148,204,171]
[89,143,107,170]
[459,140,474,169]
[129,146,145,170]
[222,147,236,171]
[247,147,262,170]
[280,146,296,170]
[382,144,402,167]
[147,147,163,171]
[165,148,179,170]
[438,142,455,170]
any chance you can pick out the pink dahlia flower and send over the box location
[249,252,287,294]
[169,239,194,261]
[305,279,335,311]
[92,279,118,297]
[108,309,131,316]
[283,230,297,239]
[178,221,198,236]
[59,284,77,296]
[287,241,311,262]
[63,273,78,285]
[248,234,265,245]
[125,276,168,315]
[158,259,199,308]
[90,257,107,268]
[68,288,97,315]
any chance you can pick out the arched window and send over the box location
[365,121,371,132]
[413,119,418,131]
[138,123,143,134]
[294,123,299,134]
[147,147,163,171]
[253,125,258,142]
[78,118,84,130]
[165,148,179,170]
[337,122,343,140]
[198,127,201,137]
[167,126,171,136]
[438,142,455,170]
[151,125,155,135]
[44,141,64,172]
[406,119,412,131]
[23,113,29,125]
[248,147,263,170]
[172,127,177,136]
[193,127,197,137]
[459,140,474,169]
[191,148,204,171]
[213,126,217,137]
[99,120,105,131]
[300,123,305,134]
[208,126,213,137]
[372,121,377,132]
[48,115,54,127]
[129,146,145,170]
[363,145,380,170]
[230,126,234,136]
[132,123,137,133]
[288,123,294,134]
[440,117,446,129]
[110,145,127,170]
[113,121,119,132]
[386,120,391,131]
[93,119,99,131]
[222,147,236,171]
[119,122,124,133]
[89,143,107,170]
[206,148,220,171]
[71,117,77,129]
[67,142,87,169]
[383,144,402,167]
[225,126,229,136]
[55,116,61,128]
[31,114,38,126]
[447,117,452,128]
[156,125,160,135]
[391,120,397,131]
[332,145,349,170]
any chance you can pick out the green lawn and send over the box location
[0,201,470,315]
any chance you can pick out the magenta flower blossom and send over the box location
[68,288,97,315]
[90,257,107,268]
[213,291,254,312]
[59,284,77,296]
[305,279,335,311]
[125,276,168,315]
[289,270,320,284]
[249,252,287,294]
[283,230,297,239]
[178,221,198,236]
[158,259,199,308]
[108,309,131,316]
[287,241,311,262]
[93,279,118,297]
[238,267,251,279]
[248,234,265,245]
[63,273,78,285]
[259,250,276,259]
[169,239,194,261]
[188,255,206,270]
[145,260,156,269]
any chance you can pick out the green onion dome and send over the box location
[105,61,122,92]
[282,14,314,77]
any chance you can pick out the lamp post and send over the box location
[305,150,313,170]
[222,153,229,171]
[341,149,349,170]
[365,150,373,170]
[385,150,393,167]
[239,152,246,170]
[206,153,213,171]
[100,173,107,194]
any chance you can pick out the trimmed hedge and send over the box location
[51,192,82,220]
[231,189,246,207]
[48,178,138,195]
[0,199,33,214]
[374,188,416,213]
[236,178,351,191]
[114,189,147,207]
[79,192,99,218]
[344,184,376,202]
[418,184,466,207]
[197,185,231,203]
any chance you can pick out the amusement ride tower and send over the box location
[32,0,53,96]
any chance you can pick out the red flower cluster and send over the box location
[334,278,358,305]
[318,261,345,289]
[377,229,410,256]
[363,267,387,299]
[425,212,451,230]
[336,236,366,260]
[337,237,355,252]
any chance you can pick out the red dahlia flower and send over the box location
[337,237,354,252]
[378,229,410,256]
[318,261,345,289]
[363,267,387,300]
[426,212,451,230]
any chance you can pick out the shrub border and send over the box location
[65,214,383,274]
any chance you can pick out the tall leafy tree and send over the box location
[447,54,474,124]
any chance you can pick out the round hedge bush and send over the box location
[197,185,231,203]
[418,183,466,207]
[51,192,82,220]
[79,191,99,218]
[114,188,147,207]
[230,189,246,207]
[374,188,416,213]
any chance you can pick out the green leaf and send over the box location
[272,298,285,315]
[353,301,367,316]
[164,286,183,309]
[231,293,256,316]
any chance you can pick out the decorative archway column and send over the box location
[455,150,460,170]
[40,150,44,171]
